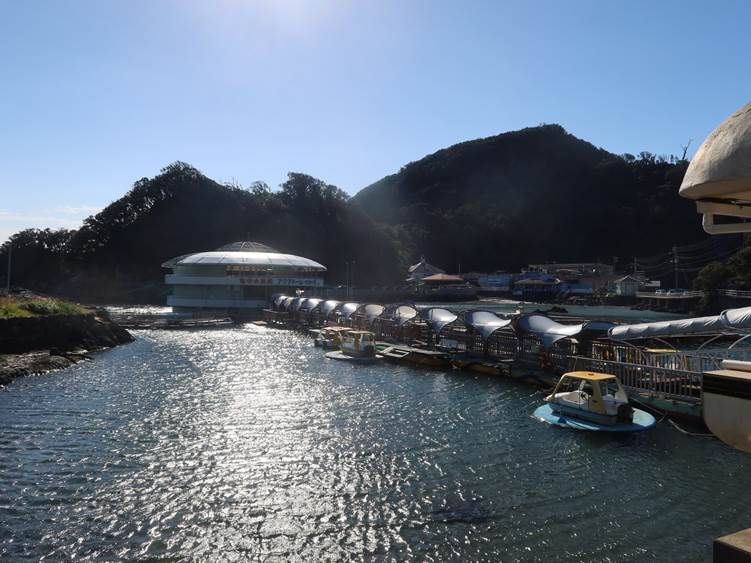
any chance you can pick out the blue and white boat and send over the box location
[534,371,656,432]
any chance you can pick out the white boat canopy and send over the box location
[319,300,341,318]
[421,308,458,336]
[289,297,305,312]
[340,303,360,320]
[362,304,385,322]
[281,296,295,310]
[463,310,512,341]
[273,294,288,307]
[299,298,322,312]
[608,306,751,341]
[393,305,418,326]
[514,314,615,349]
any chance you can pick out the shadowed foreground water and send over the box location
[1,326,750,561]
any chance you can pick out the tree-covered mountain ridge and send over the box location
[1,123,715,302]
[351,123,700,273]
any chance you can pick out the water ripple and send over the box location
[1,327,750,561]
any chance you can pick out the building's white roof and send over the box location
[167,251,326,270]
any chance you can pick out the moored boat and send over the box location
[534,371,656,432]
[451,357,512,376]
[325,331,381,363]
[314,326,353,349]
[379,345,451,369]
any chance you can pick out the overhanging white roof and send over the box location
[362,304,385,321]
[165,251,326,270]
[393,305,418,326]
[515,314,614,348]
[464,310,512,341]
[721,306,751,328]
[299,298,322,312]
[320,300,341,318]
[340,303,360,320]
[680,101,751,202]
[608,306,751,341]
[422,308,458,335]
[608,316,724,341]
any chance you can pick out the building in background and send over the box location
[162,241,326,315]
[406,255,445,283]
[612,275,641,297]
[527,262,614,277]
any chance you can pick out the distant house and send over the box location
[419,273,477,300]
[512,276,561,300]
[559,280,594,295]
[613,275,640,296]
[421,273,465,285]
[406,255,445,284]
[478,273,511,292]
[527,262,614,277]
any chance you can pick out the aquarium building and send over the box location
[162,241,326,314]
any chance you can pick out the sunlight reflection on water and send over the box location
[1,326,750,561]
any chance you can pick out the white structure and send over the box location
[613,275,640,296]
[162,241,326,314]
[680,100,751,233]
[406,255,444,283]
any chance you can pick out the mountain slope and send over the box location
[1,163,405,301]
[352,124,699,272]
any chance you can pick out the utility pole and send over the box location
[673,245,679,289]
[5,244,11,295]
[350,261,355,298]
[345,261,350,298]
[633,257,638,274]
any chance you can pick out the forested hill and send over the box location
[352,124,701,272]
[1,125,713,303]
[1,163,405,302]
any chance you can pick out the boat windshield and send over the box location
[599,379,622,399]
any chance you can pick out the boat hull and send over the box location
[451,358,511,376]
[380,346,451,369]
[325,351,381,363]
[534,404,656,432]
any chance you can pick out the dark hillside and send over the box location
[1,163,404,302]
[352,125,700,272]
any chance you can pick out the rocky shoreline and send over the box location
[0,311,134,386]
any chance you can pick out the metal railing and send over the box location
[565,355,703,402]
[635,291,705,299]
[718,289,751,299]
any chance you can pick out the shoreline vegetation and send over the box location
[0,293,133,386]
[0,294,89,318]
[0,125,721,306]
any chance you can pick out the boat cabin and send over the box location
[340,331,377,358]
[546,371,632,425]
[315,326,353,348]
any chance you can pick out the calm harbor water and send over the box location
[1,325,750,561]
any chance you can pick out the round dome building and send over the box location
[162,242,326,315]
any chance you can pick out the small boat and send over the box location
[325,331,380,363]
[534,371,656,432]
[451,357,512,376]
[314,326,353,349]
[379,345,451,369]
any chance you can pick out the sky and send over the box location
[1,0,750,243]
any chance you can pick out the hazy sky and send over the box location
[1,0,749,243]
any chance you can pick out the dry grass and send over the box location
[0,296,89,319]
